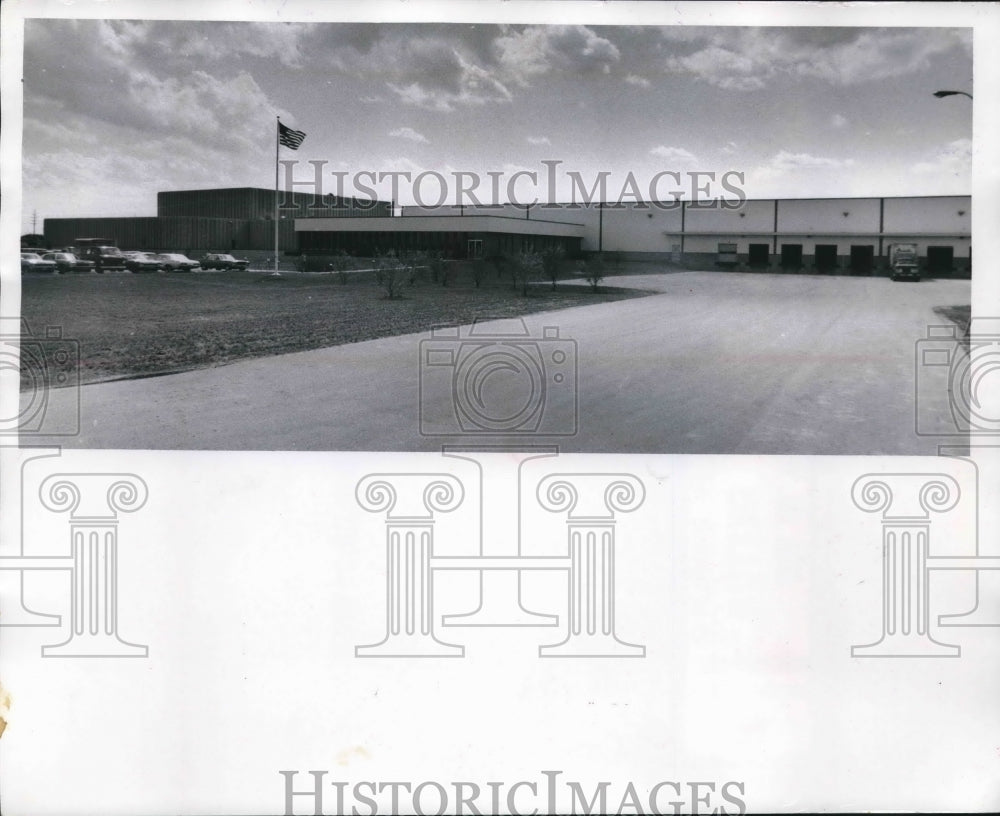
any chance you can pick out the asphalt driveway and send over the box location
[24,271,970,453]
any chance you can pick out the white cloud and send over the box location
[911,138,972,180]
[496,25,620,87]
[386,56,512,112]
[664,28,971,92]
[650,146,699,164]
[830,114,849,129]
[748,150,858,186]
[768,151,856,171]
[625,74,651,88]
[389,127,430,144]
[666,44,766,91]
[527,136,551,145]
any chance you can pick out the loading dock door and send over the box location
[850,245,875,275]
[748,243,769,267]
[815,244,838,272]
[926,246,954,278]
[781,244,803,269]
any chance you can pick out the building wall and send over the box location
[883,195,970,234]
[777,198,881,233]
[684,198,776,234]
[44,217,252,253]
[47,192,971,270]
[399,201,682,252]
[158,187,391,219]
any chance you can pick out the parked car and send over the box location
[154,253,200,272]
[122,251,162,273]
[21,252,58,273]
[41,252,95,274]
[201,253,250,270]
[75,244,127,273]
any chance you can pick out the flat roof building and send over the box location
[44,188,970,277]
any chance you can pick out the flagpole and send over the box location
[274,115,280,276]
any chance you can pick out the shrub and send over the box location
[373,251,410,299]
[327,249,353,283]
[541,245,566,290]
[470,259,488,288]
[512,251,543,297]
[583,254,605,292]
[401,250,428,286]
[426,251,448,286]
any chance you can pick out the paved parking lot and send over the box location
[26,271,970,453]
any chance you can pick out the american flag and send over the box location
[278,121,306,150]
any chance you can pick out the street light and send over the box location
[933,90,973,99]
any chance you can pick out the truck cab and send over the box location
[888,243,920,282]
[73,238,126,273]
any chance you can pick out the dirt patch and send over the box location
[20,269,653,387]
[932,304,971,343]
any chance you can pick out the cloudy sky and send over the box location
[21,20,973,229]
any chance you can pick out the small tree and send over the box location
[373,251,409,299]
[426,251,448,287]
[541,245,566,291]
[512,251,543,297]
[402,250,427,286]
[583,254,605,292]
[487,253,509,283]
[470,259,488,288]
[327,249,353,284]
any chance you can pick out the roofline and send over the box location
[404,194,971,210]
[388,213,585,226]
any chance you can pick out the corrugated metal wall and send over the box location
[45,217,254,252]
[157,188,391,219]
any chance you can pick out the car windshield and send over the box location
[100,247,122,255]
[22,253,41,259]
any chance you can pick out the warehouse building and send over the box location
[43,187,392,253]
[297,212,585,258]
[44,189,970,277]
[356,194,969,276]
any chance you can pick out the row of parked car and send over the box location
[20,247,251,274]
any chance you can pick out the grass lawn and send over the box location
[20,268,653,387]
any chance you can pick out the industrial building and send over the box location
[369,194,968,276]
[43,187,392,253]
[44,189,970,277]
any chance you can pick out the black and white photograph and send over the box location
[11,8,982,454]
[2,2,999,815]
